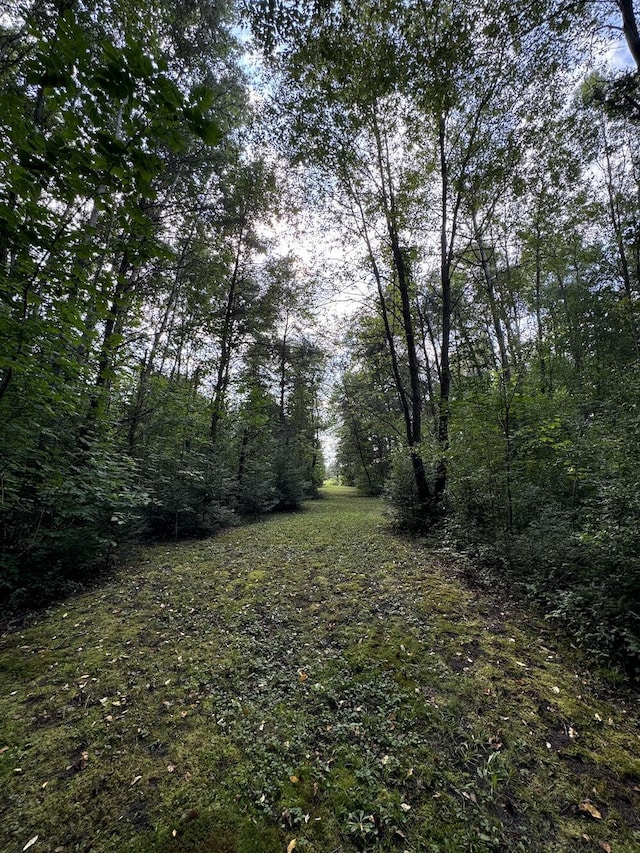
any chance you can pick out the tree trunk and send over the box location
[618,0,640,71]
[85,250,135,430]
[435,116,452,499]
[472,211,510,382]
[370,107,433,510]
[602,124,640,353]
[533,216,548,392]
[210,218,246,449]
[352,424,374,492]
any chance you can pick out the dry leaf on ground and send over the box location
[578,801,602,820]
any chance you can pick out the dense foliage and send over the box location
[266,0,640,669]
[0,0,324,606]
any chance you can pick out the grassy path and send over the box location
[1,486,639,853]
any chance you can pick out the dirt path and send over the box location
[1,486,639,852]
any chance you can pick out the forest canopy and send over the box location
[1,0,640,669]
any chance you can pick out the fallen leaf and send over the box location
[131,775,142,786]
[551,686,560,694]
[579,801,602,820]
[598,843,612,852]
[400,802,411,812]
[23,837,38,851]
[298,670,308,683]
[287,840,297,853]
[290,775,299,783]
[167,764,175,773]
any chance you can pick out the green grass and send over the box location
[1,485,639,852]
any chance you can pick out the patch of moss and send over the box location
[134,810,282,853]
[0,487,639,853]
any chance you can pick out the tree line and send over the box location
[262,0,640,669]
[0,0,325,607]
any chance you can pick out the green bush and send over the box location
[0,440,148,607]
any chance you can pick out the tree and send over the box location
[269,0,584,521]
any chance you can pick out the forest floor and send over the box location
[1,486,639,853]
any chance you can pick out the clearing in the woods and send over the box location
[0,486,639,853]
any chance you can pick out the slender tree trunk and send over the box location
[210,218,246,449]
[472,211,510,382]
[86,250,135,430]
[416,297,438,427]
[370,107,433,509]
[602,126,640,353]
[533,217,547,392]
[278,314,289,424]
[352,424,374,492]
[435,116,452,499]
[127,246,188,452]
[618,0,640,70]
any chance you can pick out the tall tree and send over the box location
[269,0,583,520]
